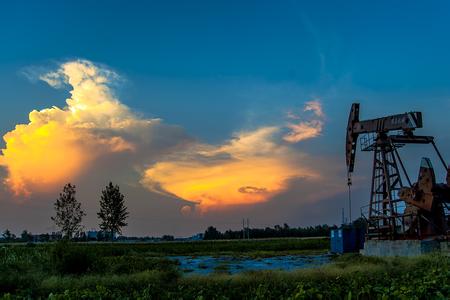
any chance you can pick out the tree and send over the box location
[51,183,86,239]
[21,230,33,242]
[203,226,222,240]
[97,182,129,241]
[161,235,174,241]
[2,229,15,242]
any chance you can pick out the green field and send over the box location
[0,238,448,299]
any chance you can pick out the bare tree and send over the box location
[97,182,129,241]
[51,183,85,239]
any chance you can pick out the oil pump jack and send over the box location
[346,103,450,240]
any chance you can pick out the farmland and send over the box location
[0,238,448,299]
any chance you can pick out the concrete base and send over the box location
[361,239,449,257]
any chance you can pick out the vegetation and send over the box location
[11,238,328,256]
[203,224,337,240]
[202,218,367,240]
[51,183,85,239]
[0,223,336,243]
[0,240,448,299]
[98,182,129,241]
[20,230,33,243]
[1,230,15,242]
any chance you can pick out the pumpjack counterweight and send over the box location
[346,103,450,240]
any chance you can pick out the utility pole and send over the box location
[348,182,352,224]
[242,218,250,239]
[247,218,250,239]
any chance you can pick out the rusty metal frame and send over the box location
[347,103,449,241]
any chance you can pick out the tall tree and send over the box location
[51,183,85,239]
[97,182,129,241]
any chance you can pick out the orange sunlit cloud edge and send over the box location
[0,59,326,212]
[0,60,153,195]
[141,126,322,212]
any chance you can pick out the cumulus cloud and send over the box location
[141,127,319,211]
[0,60,161,196]
[283,100,324,143]
[0,59,328,215]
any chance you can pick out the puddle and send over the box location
[171,254,331,275]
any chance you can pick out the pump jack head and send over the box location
[399,157,436,211]
[346,103,360,173]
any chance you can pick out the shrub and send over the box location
[51,242,95,275]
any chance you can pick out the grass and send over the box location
[0,239,448,299]
[3,237,329,257]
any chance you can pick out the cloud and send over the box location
[304,100,324,118]
[0,59,328,215]
[39,71,65,88]
[238,186,268,194]
[0,59,162,196]
[141,127,320,211]
[283,100,324,143]
[180,205,193,216]
[284,120,323,143]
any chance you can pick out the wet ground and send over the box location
[171,254,331,275]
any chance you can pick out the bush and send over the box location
[51,242,95,275]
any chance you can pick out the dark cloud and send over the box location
[238,186,268,194]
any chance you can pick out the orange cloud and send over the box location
[283,120,323,143]
[0,121,88,196]
[0,60,152,196]
[141,127,319,211]
[0,59,328,213]
[283,100,324,143]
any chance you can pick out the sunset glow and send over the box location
[0,121,87,195]
[0,59,323,212]
[142,127,319,211]
[0,60,143,196]
[143,157,301,211]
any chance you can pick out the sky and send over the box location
[0,0,450,237]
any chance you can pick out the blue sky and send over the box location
[2,1,450,137]
[0,1,449,235]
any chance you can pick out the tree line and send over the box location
[203,223,338,240]
[202,218,368,240]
